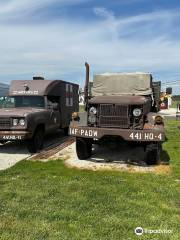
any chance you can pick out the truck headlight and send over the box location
[13,119,19,126]
[89,107,97,115]
[19,119,25,126]
[133,108,142,117]
[12,118,25,126]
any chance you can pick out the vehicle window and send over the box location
[47,96,60,103]
[0,96,45,108]
[47,96,60,108]
[0,97,15,108]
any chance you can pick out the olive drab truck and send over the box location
[0,77,79,153]
[69,63,165,165]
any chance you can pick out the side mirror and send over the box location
[52,103,59,110]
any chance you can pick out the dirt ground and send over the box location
[51,142,170,174]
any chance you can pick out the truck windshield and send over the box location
[0,96,45,108]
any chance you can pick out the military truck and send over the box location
[69,63,165,165]
[0,77,79,153]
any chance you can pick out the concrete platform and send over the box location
[159,108,178,119]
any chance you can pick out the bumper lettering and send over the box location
[69,127,164,142]
[2,135,22,140]
[70,128,98,138]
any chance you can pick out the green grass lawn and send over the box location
[0,120,180,240]
[171,101,178,108]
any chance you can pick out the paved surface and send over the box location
[0,141,30,171]
[159,108,178,119]
[0,130,65,171]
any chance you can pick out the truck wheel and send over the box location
[76,137,92,160]
[144,143,161,165]
[64,127,69,136]
[27,128,44,153]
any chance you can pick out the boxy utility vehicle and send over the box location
[69,63,165,165]
[0,77,78,153]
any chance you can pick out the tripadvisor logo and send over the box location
[135,227,143,236]
[134,226,173,236]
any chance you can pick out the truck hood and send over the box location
[0,108,45,117]
[89,95,150,105]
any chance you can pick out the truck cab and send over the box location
[0,77,79,153]
[70,63,165,165]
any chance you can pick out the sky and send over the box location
[0,0,180,94]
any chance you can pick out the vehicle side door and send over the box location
[46,96,61,130]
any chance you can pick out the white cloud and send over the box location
[94,7,115,20]
[0,3,180,93]
[94,7,119,40]
[117,9,180,24]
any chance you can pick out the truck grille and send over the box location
[99,104,129,128]
[0,117,11,129]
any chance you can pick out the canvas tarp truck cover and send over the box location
[92,73,153,96]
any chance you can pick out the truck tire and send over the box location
[27,128,44,153]
[64,127,69,136]
[144,143,161,165]
[76,137,92,160]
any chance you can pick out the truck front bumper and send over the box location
[0,131,33,141]
[69,126,165,142]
